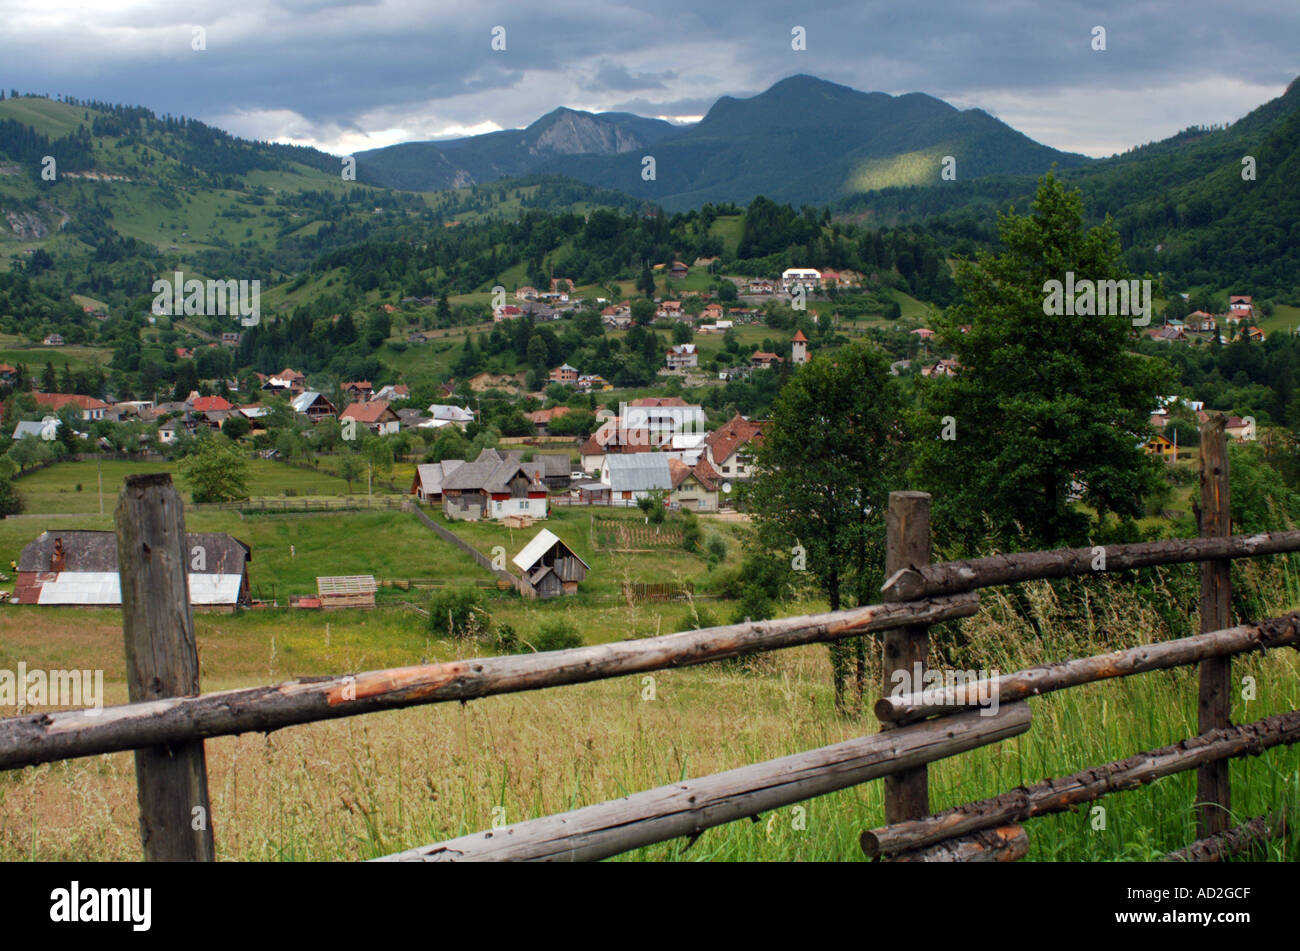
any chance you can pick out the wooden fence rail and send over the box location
[4,416,1299,863]
[378,704,1032,862]
[0,592,978,771]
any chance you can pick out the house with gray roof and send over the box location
[601,453,673,502]
[12,418,58,440]
[410,459,466,503]
[440,449,548,521]
[290,390,337,423]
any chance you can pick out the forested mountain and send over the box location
[835,76,1300,295]
[355,75,1092,206]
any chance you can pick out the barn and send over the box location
[512,529,590,599]
[13,530,251,610]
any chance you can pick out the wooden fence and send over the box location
[187,494,408,514]
[2,418,1298,862]
[408,502,518,589]
[621,580,695,602]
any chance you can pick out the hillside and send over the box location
[833,76,1300,296]
[355,75,1092,208]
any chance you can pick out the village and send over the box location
[0,263,1271,616]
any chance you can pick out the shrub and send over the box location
[531,618,583,652]
[494,623,520,653]
[428,587,491,640]
[675,605,718,632]
[681,513,702,552]
[729,584,775,625]
[706,534,727,561]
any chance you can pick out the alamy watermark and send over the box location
[151,270,260,326]
[0,662,104,715]
[888,662,1000,716]
[1042,271,1151,327]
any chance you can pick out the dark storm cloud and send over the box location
[0,0,1293,155]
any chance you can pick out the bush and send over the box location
[675,605,718,632]
[531,618,583,652]
[428,587,491,640]
[681,513,702,552]
[494,623,520,653]
[706,534,727,561]
[729,584,775,625]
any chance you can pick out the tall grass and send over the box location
[1,562,1297,861]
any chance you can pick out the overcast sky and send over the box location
[1,1,1296,158]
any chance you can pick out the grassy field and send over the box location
[0,334,114,375]
[0,568,1296,862]
[12,459,356,514]
[423,504,747,603]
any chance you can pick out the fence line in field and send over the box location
[1,416,1297,863]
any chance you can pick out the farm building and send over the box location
[316,575,377,610]
[13,530,251,610]
[512,529,590,599]
[410,459,467,503]
[531,452,573,490]
[441,448,548,521]
[601,453,673,502]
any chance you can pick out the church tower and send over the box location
[791,329,808,366]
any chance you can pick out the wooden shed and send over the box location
[316,575,378,610]
[512,529,590,599]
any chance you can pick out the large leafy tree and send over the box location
[911,173,1173,551]
[748,341,907,713]
[178,432,249,503]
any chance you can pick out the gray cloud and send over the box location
[0,0,1293,157]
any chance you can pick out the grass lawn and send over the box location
[0,334,114,375]
[12,459,356,515]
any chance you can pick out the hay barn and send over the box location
[512,529,590,599]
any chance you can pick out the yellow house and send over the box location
[1145,433,1179,462]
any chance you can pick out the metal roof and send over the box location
[21,570,244,605]
[291,391,323,413]
[512,529,590,573]
[603,454,673,492]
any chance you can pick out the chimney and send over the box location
[51,537,66,572]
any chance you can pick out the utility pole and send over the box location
[98,457,103,515]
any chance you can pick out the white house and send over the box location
[622,398,706,441]
[424,404,476,430]
[665,343,698,370]
[781,268,821,293]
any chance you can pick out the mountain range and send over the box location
[355,75,1093,208]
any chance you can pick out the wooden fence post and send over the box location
[1197,416,1232,836]
[116,473,215,861]
[882,491,933,823]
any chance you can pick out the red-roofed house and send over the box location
[190,395,234,413]
[668,457,721,511]
[32,392,109,421]
[342,381,373,403]
[340,400,400,436]
[704,413,764,481]
[527,405,571,435]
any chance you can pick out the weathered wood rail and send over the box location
[2,416,1299,863]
